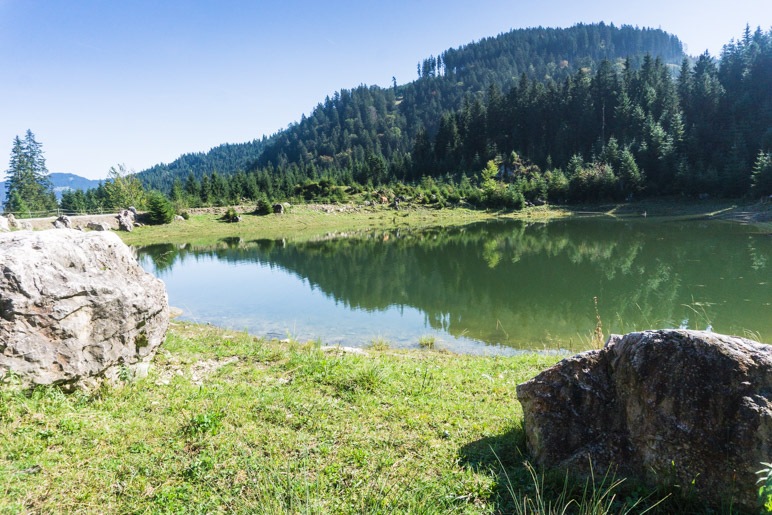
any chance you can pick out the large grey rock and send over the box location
[6,214,31,230]
[516,330,772,512]
[53,215,71,229]
[116,209,134,232]
[0,229,169,388]
[0,216,8,232]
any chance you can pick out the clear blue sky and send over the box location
[1,0,769,180]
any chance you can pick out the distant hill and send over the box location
[48,173,103,198]
[1,173,101,207]
[136,139,269,192]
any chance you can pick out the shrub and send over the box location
[515,177,539,204]
[465,188,483,207]
[483,183,525,210]
[145,191,175,225]
[254,195,272,216]
[545,169,569,203]
[221,207,240,223]
[567,163,619,202]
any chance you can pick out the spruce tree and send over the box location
[145,190,174,225]
[3,131,57,216]
[751,151,772,196]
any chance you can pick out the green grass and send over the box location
[118,203,570,247]
[0,322,723,513]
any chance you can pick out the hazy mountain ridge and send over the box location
[1,173,101,206]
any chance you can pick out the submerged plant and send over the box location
[418,335,436,349]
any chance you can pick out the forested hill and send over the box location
[133,23,772,204]
[136,23,684,191]
[136,138,269,192]
[413,23,683,98]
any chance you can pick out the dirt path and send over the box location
[22,213,121,231]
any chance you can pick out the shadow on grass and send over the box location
[458,425,533,514]
[458,426,736,515]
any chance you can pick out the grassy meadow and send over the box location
[1,322,735,513]
[117,197,771,247]
[0,322,560,513]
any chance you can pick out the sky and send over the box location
[1,0,769,180]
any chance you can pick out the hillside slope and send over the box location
[137,23,685,191]
[135,23,771,202]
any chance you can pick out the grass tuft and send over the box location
[181,410,225,437]
[418,334,436,349]
[366,337,391,351]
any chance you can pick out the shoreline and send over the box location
[8,197,770,240]
[118,197,771,247]
[0,320,736,513]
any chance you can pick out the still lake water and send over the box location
[136,218,771,354]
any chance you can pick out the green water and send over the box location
[136,217,771,353]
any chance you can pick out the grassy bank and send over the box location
[1,322,727,513]
[117,198,771,247]
[118,203,568,247]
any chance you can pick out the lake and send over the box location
[136,217,771,355]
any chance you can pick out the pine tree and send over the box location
[751,151,772,196]
[3,131,57,216]
[145,190,175,225]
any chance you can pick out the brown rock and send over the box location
[516,330,772,512]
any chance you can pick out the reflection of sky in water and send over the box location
[140,256,526,356]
